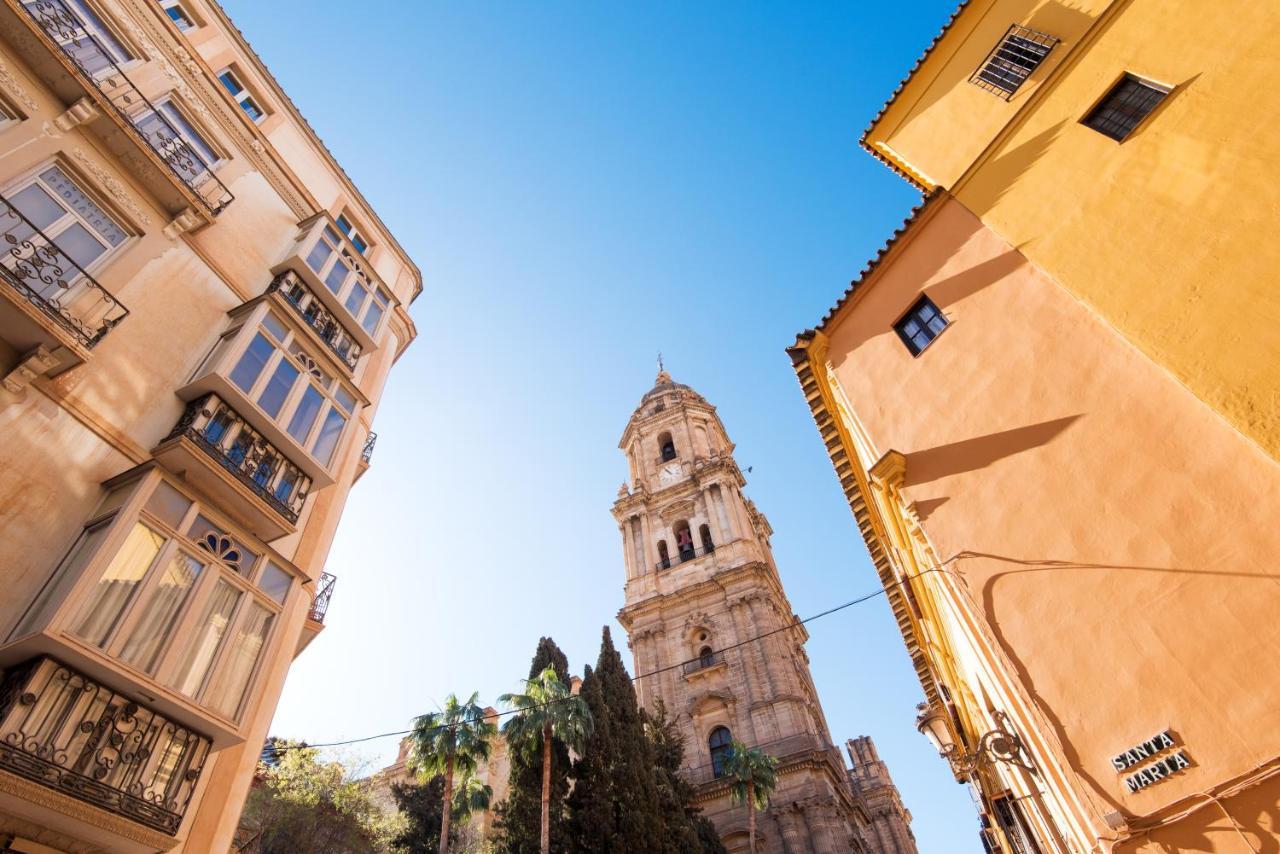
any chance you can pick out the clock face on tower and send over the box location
[659,462,681,486]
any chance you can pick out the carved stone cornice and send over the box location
[657,497,697,524]
[0,52,37,112]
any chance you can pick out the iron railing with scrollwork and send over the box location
[0,191,129,347]
[308,572,336,622]
[682,650,725,676]
[165,394,311,522]
[267,271,362,371]
[16,0,234,215]
[360,431,377,465]
[0,656,211,835]
[656,542,715,570]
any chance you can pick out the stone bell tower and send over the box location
[614,370,906,853]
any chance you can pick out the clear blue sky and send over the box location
[225,2,979,850]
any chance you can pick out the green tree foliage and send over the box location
[494,638,572,854]
[407,692,497,854]
[722,742,779,854]
[644,700,728,854]
[500,666,593,854]
[391,776,448,854]
[239,741,396,853]
[565,627,663,853]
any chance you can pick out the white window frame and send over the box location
[305,224,393,338]
[49,0,139,78]
[158,0,199,32]
[1,161,133,286]
[335,210,372,255]
[0,96,22,133]
[50,476,297,724]
[217,67,266,123]
[200,306,360,469]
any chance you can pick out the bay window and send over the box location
[303,223,392,338]
[13,473,299,726]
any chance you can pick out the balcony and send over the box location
[656,543,715,571]
[152,394,311,541]
[270,214,393,350]
[0,190,128,378]
[0,656,211,836]
[0,0,233,220]
[267,271,362,372]
[307,572,336,623]
[682,650,725,677]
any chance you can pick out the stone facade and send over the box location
[846,737,916,854]
[613,371,916,854]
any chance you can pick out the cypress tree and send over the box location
[566,627,663,853]
[646,699,728,854]
[495,637,573,853]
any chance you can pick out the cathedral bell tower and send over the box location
[614,370,881,853]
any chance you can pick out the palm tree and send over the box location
[722,741,778,854]
[407,692,496,854]
[450,773,492,823]
[499,665,593,854]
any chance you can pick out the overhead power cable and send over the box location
[263,568,946,757]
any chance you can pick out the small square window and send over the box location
[894,295,949,356]
[159,0,197,31]
[971,25,1059,99]
[335,211,371,255]
[1083,74,1169,141]
[218,68,266,122]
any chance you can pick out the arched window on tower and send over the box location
[657,540,671,570]
[674,521,694,561]
[698,645,716,669]
[659,431,677,462]
[709,726,733,778]
[699,524,714,553]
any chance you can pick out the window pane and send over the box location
[352,234,368,255]
[257,358,300,417]
[258,563,291,604]
[171,579,241,698]
[39,166,126,246]
[188,513,259,575]
[54,221,108,269]
[9,183,63,230]
[240,98,263,121]
[218,71,242,96]
[65,0,132,67]
[334,387,356,414]
[305,237,333,273]
[311,407,346,466]
[15,521,109,637]
[144,481,192,529]
[71,523,165,647]
[261,312,288,342]
[159,102,216,168]
[118,550,204,673]
[360,299,385,336]
[165,5,194,29]
[336,214,352,235]
[344,281,369,316]
[323,258,350,294]
[205,602,273,719]
[287,385,324,444]
[229,333,274,393]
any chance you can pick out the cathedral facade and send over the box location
[614,371,916,854]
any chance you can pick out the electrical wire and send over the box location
[262,570,943,757]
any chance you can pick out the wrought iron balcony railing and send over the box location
[166,394,311,523]
[656,542,715,570]
[0,656,211,835]
[361,431,377,465]
[17,0,233,215]
[0,190,128,347]
[682,650,725,676]
[267,271,362,371]
[308,572,336,623]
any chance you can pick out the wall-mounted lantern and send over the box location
[915,702,1036,776]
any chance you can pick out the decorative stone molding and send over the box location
[0,55,37,113]
[868,449,907,489]
[53,96,101,131]
[657,497,697,523]
[69,147,153,226]
[2,345,58,393]
[163,207,201,238]
[0,766,177,850]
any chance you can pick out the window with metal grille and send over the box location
[1083,74,1170,141]
[992,795,1044,854]
[893,295,948,356]
[970,25,1059,98]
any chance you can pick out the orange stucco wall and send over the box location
[822,196,1280,846]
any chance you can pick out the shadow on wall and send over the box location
[960,120,1066,218]
[904,414,1082,487]
[957,551,1280,824]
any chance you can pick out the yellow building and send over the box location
[0,0,418,850]
[791,1,1280,852]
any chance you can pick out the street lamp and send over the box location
[915,703,1036,776]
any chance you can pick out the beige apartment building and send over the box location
[0,0,419,850]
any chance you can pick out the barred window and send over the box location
[1083,75,1170,141]
[894,295,949,356]
[971,25,1059,98]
